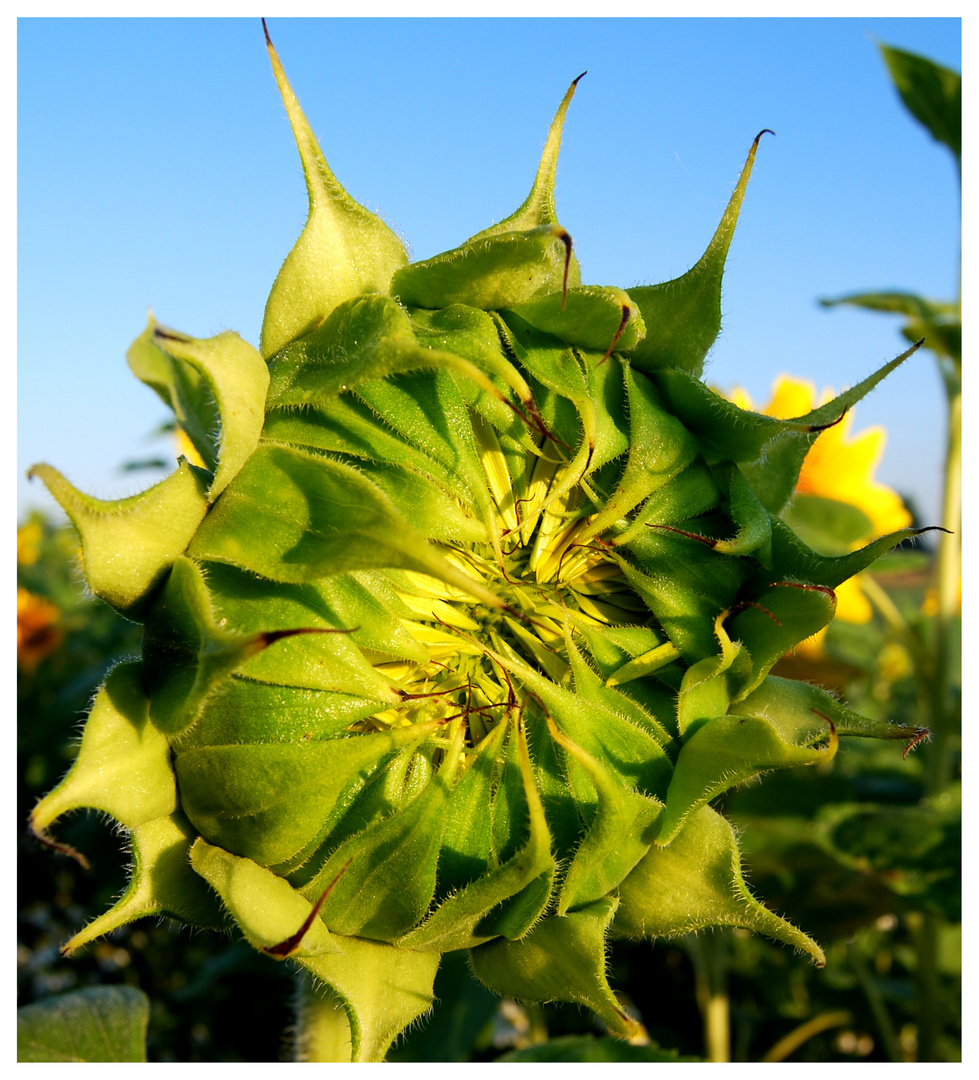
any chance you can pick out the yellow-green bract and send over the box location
[29,24,928,1062]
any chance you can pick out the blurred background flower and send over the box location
[17,586,63,673]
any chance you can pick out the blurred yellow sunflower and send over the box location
[17,587,63,672]
[729,376,912,649]
[17,521,43,567]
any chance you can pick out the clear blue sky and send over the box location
[18,16,961,528]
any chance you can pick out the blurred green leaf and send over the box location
[880,45,961,166]
[781,494,875,554]
[501,1034,700,1061]
[819,291,960,369]
[17,986,149,1062]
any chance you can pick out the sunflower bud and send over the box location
[29,26,929,1062]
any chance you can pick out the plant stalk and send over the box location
[686,931,730,1062]
[914,375,960,1063]
[291,972,353,1063]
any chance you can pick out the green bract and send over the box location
[30,25,929,1062]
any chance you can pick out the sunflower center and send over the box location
[357,424,647,748]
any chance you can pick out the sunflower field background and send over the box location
[17,36,960,1064]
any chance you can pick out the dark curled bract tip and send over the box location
[903,728,931,759]
[263,858,352,957]
[807,407,848,435]
[29,820,91,872]
[599,304,631,365]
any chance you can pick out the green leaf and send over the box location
[731,674,930,748]
[18,987,149,1062]
[30,662,175,837]
[63,812,229,953]
[819,291,960,368]
[658,698,836,845]
[811,799,960,920]
[433,720,506,897]
[296,756,451,940]
[614,529,748,662]
[549,718,662,914]
[652,340,919,466]
[392,224,573,312]
[564,625,675,747]
[489,642,673,799]
[30,664,227,952]
[675,614,750,740]
[190,838,338,957]
[126,318,220,474]
[767,517,932,588]
[200,563,418,699]
[711,462,773,563]
[738,434,815,516]
[505,285,646,354]
[613,805,825,965]
[174,723,431,868]
[299,935,440,1063]
[400,717,554,952]
[403,72,586,301]
[470,73,583,238]
[584,362,699,545]
[780,493,875,554]
[127,318,270,498]
[880,44,961,165]
[625,130,770,377]
[820,290,956,321]
[142,556,313,736]
[27,459,210,618]
[266,294,523,412]
[259,29,408,358]
[470,897,640,1039]
[728,581,838,698]
[187,443,501,608]
[501,1035,700,1062]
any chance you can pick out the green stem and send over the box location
[927,383,961,796]
[848,942,902,1062]
[859,572,922,664]
[760,1010,852,1063]
[291,971,353,1063]
[686,932,730,1062]
[914,378,960,1065]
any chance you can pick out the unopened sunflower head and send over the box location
[28,25,931,1061]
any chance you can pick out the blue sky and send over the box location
[17,16,961,527]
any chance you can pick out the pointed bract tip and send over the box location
[261,17,271,46]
